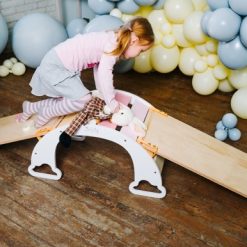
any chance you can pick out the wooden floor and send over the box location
[0,55,247,246]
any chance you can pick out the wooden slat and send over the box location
[143,110,247,197]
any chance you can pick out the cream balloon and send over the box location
[192,68,219,95]
[160,22,172,35]
[133,49,152,73]
[218,79,235,93]
[121,14,133,22]
[147,10,167,30]
[11,62,26,76]
[164,0,194,24]
[228,67,247,89]
[10,57,18,64]
[195,44,209,56]
[110,8,122,18]
[191,0,207,10]
[153,28,163,45]
[205,40,217,53]
[183,11,207,44]
[162,34,176,48]
[207,54,218,67]
[213,64,228,80]
[231,87,247,119]
[179,47,201,75]
[151,45,180,73]
[194,59,208,73]
[3,59,13,69]
[172,24,192,47]
[135,6,152,17]
[0,65,9,77]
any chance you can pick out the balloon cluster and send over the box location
[214,113,241,141]
[201,0,247,70]
[0,57,26,77]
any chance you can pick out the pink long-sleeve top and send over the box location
[54,31,119,112]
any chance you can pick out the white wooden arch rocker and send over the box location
[28,90,167,199]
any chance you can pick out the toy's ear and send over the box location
[129,118,147,137]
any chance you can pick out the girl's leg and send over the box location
[20,98,59,121]
[35,95,91,128]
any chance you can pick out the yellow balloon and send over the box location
[147,10,167,30]
[213,64,228,80]
[160,22,172,35]
[164,0,194,24]
[191,0,207,11]
[153,28,163,45]
[133,50,152,73]
[179,47,201,75]
[205,39,217,53]
[192,68,219,95]
[195,44,209,55]
[122,14,133,23]
[194,59,208,73]
[172,24,192,47]
[183,11,207,44]
[218,79,235,93]
[228,67,247,89]
[151,45,180,73]
[162,34,176,48]
[207,54,218,67]
[231,88,247,119]
[135,6,152,17]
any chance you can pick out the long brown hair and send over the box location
[110,17,154,56]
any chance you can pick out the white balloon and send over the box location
[207,54,218,67]
[179,47,201,75]
[164,0,194,24]
[162,34,176,48]
[228,67,247,89]
[192,68,219,95]
[147,10,167,30]
[153,28,163,45]
[218,79,235,92]
[110,8,122,18]
[194,59,208,73]
[191,0,207,10]
[160,22,172,34]
[205,39,217,53]
[231,87,247,119]
[10,57,18,64]
[195,44,209,55]
[0,65,9,77]
[213,64,228,80]
[11,62,26,76]
[183,11,207,44]
[151,44,180,73]
[3,59,13,69]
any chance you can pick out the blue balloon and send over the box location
[214,129,228,141]
[240,17,247,48]
[229,0,247,16]
[228,128,241,141]
[218,36,247,69]
[207,8,241,42]
[12,13,67,68]
[201,11,213,36]
[66,18,88,37]
[114,59,134,73]
[152,0,166,10]
[216,120,226,130]
[0,14,8,54]
[134,0,157,6]
[222,113,238,128]
[88,0,114,15]
[207,0,229,10]
[84,15,123,33]
[117,0,140,14]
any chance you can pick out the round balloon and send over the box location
[0,14,8,54]
[207,0,229,10]
[152,0,166,10]
[207,8,241,42]
[218,36,247,70]
[84,15,123,33]
[240,17,247,48]
[134,0,157,5]
[218,78,235,92]
[172,24,192,48]
[200,11,213,36]
[231,87,247,119]
[66,18,88,37]
[117,0,140,14]
[228,67,247,89]
[191,0,208,11]
[147,10,167,30]
[88,0,114,15]
[11,62,26,76]
[133,49,152,73]
[229,0,247,16]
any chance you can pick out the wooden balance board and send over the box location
[143,109,247,198]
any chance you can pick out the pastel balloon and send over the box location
[66,18,87,38]
[194,59,208,73]
[110,8,122,18]
[213,64,228,80]
[231,87,247,119]
[240,17,247,48]
[133,49,152,73]
[207,54,218,67]
[207,8,241,42]
[229,0,247,16]
[88,0,114,15]
[191,0,208,11]
[134,0,157,5]
[134,6,152,17]
[214,129,227,141]
[150,45,180,73]
[164,0,194,24]
[205,39,217,53]
[0,65,9,77]
[218,79,235,93]
[207,0,229,10]
[162,34,176,48]
[147,10,167,29]
[0,14,8,54]
[200,11,213,36]
[183,11,207,44]
[228,67,247,89]
[153,29,163,44]
[152,0,166,9]
[222,113,238,128]
[3,59,13,69]
[172,24,192,47]
[216,120,225,130]
[228,128,241,141]
[192,68,219,95]
[195,44,209,55]
[11,62,26,76]
[218,36,247,70]
[117,0,139,14]
[160,22,172,34]
[10,57,18,64]
[179,47,201,75]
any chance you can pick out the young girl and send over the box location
[19,17,154,128]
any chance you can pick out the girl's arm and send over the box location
[93,54,119,112]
